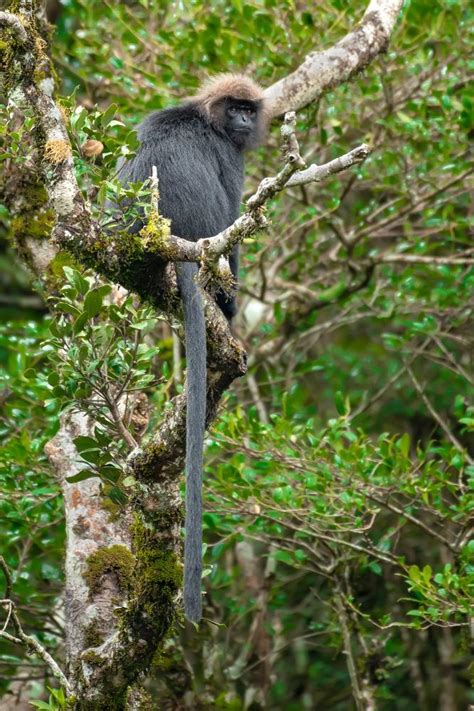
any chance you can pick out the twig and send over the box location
[184,115,368,292]
[349,336,432,420]
[334,585,364,711]
[246,373,270,424]
[140,128,371,272]
[172,329,182,385]
[405,364,473,465]
[376,253,474,266]
[280,112,306,168]
[286,144,370,187]
[0,558,71,694]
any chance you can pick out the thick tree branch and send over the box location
[264,0,404,115]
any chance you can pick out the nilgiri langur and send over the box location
[118,74,267,622]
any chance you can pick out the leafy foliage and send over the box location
[0,319,63,699]
[0,0,473,707]
[45,267,164,495]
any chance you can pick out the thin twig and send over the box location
[405,364,473,465]
[0,558,71,694]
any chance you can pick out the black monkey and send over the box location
[118,74,266,622]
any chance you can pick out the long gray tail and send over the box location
[176,262,206,623]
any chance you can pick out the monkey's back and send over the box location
[120,103,245,240]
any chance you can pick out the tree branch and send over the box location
[0,557,71,695]
[0,11,28,42]
[286,144,371,187]
[264,0,404,115]
[376,252,474,266]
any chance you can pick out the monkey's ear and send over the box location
[206,100,227,127]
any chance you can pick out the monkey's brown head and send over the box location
[194,73,268,150]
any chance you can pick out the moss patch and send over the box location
[100,496,121,523]
[11,208,54,241]
[126,515,182,641]
[132,436,186,483]
[9,180,55,263]
[84,544,134,596]
[0,30,17,94]
[81,649,106,667]
[45,251,80,291]
[83,624,105,649]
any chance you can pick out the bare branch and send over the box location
[286,144,371,187]
[189,142,371,271]
[0,556,13,600]
[279,111,306,168]
[376,253,474,266]
[405,364,474,466]
[0,558,71,694]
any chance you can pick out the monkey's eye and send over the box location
[228,106,238,116]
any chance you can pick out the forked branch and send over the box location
[0,557,71,694]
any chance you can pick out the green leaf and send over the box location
[83,285,112,318]
[48,372,60,387]
[73,436,100,452]
[398,433,411,457]
[73,311,91,334]
[334,391,347,416]
[100,103,118,128]
[107,486,127,505]
[422,565,432,584]
[66,469,97,483]
[54,300,82,317]
[62,267,90,295]
[79,450,102,464]
[71,106,88,133]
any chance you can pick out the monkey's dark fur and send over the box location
[118,74,266,622]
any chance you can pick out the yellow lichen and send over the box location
[58,103,69,125]
[44,138,71,164]
[34,35,46,54]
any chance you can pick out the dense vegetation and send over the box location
[0,0,472,708]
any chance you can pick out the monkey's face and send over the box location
[211,98,263,150]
